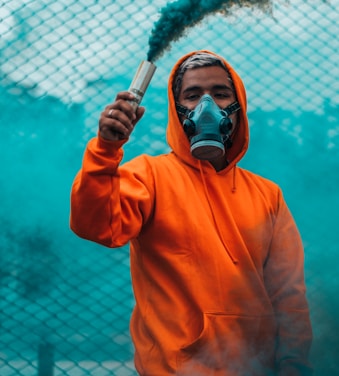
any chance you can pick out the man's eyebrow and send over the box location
[212,84,233,91]
[182,85,201,94]
[182,84,233,94]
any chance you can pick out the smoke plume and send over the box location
[147,0,272,62]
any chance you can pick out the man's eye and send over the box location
[186,94,200,101]
[215,93,230,99]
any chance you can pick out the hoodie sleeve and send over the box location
[70,136,154,247]
[264,189,313,376]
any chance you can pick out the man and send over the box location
[70,51,313,375]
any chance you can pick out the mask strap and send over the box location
[223,101,241,116]
[175,103,191,117]
[177,101,241,118]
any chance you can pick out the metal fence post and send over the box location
[38,342,54,376]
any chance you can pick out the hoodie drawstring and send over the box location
[198,161,238,264]
[232,166,237,193]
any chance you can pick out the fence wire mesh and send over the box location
[0,0,338,375]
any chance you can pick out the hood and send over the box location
[166,50,249,173]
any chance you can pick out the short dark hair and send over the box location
[172,52,233,101]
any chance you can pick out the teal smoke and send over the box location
[147,0,271,62]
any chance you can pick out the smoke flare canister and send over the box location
[128,60,157,111]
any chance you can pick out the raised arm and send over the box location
[70,92,153,247]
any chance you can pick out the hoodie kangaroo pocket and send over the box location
[177,312,276,375]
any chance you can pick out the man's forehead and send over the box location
[181,67,233,89]
[183,66,231,79]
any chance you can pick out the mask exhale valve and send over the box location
[183,94,237,160]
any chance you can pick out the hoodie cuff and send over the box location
[84,135,127,172]
[97,133,128,152]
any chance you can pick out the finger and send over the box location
[135,106,145,125]
[106,106,135,131]
[99,92,143,140]
[115,91,135,102]
[114,91,138,118]
[107,98,137,122]
[99,116,130,140]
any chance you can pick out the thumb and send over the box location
[134,106,145,125]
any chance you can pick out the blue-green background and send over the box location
[0,0,338,374]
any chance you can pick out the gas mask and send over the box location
[176,94,240,160]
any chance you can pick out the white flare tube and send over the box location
[128,60,157,111]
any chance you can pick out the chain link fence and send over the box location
[1,0,338,375]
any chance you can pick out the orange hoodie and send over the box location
[70,51,312,375]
